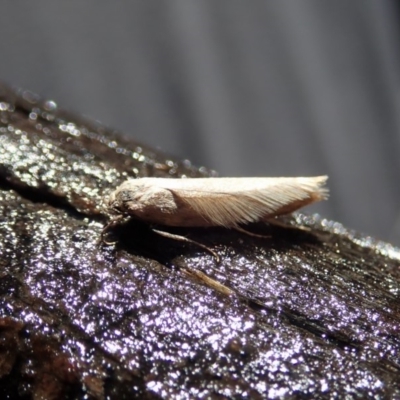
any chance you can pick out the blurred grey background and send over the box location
[1,1,400,245]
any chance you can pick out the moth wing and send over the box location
[167,177,328,228]
[175,191,267,227]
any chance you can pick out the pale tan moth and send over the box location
[102,176,328,260]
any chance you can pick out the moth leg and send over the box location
[266,218,311,232]
[101,214,126,245]
[151,229,221,263]
[234,225,271,239]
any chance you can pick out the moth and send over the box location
[102,176,328,260]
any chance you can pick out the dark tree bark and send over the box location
[0,82,399,399]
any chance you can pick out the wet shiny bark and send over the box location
[0,82,399,399]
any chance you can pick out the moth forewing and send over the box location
[173,176,328,227]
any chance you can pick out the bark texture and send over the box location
[0,82,399,399]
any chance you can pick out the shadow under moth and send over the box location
[102,176,328,260]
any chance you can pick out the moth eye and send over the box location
[119,190,135,202]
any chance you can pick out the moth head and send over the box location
[104,190,121,215]
[105,180,148,215]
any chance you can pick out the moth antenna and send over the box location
[234,225,271,239]
[152,228,221,263]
